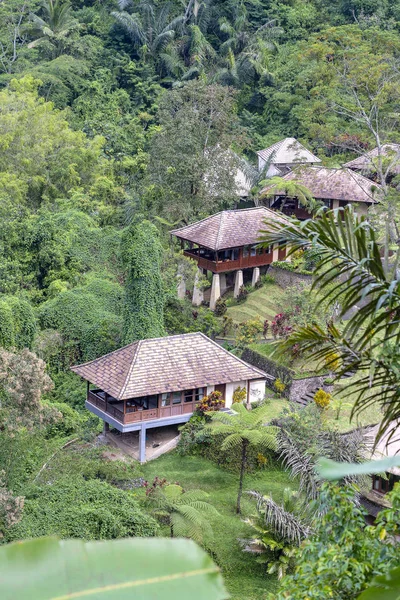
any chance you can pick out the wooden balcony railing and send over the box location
[87,391,199,425]
[183,250,274,273]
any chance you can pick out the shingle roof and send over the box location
[261,166,381,204]
[344,144,400,175]
[171,207,288,251]
[71,332,271,400]
[257,137,321,165]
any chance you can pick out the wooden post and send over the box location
[86,380,89,400]
[105,392,108,412]
[139,426,146,463]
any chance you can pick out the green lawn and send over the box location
[226,282,284,325]
[140,453,294,600]
[325,376,383,432]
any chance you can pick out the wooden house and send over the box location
[344,144,400,178]
[171,207,289,310]
[71,332,271,462]
[261,166,381,219]
[257,137,321,177]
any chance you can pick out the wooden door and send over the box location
[214,384,226,407]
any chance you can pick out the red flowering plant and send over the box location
[271,313,291,339]
[195,391,224,416]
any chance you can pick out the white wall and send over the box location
[249,380,266,404]
[207,380,266,408]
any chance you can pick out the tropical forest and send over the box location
[1,0,400,597]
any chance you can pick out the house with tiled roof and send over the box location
[257,137,321,176]
[171,207,289,309]
[71,332,271,461]
[260,166,381,219]
[344,144,400,177]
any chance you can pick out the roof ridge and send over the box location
[197,332,273,380]
[119,339,142,398]
[215,212,224,250]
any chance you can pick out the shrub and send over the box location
[232,386,247,405]
[313,388,331,410]
[214,297,227,316]
[195,391,224,415]
[236,285,248,303]
[274,378,286,395]
[235,318,263,348]
[6,478,159,542]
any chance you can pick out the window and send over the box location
[184,389,194,403]
[243,246,249,258]
[195,387,205,402]
[172,391,182,405]
[232,248,239,260]
[250,245,257,257]
[372,475,390,494]
[161,393,171,407]
[256,246,264,256]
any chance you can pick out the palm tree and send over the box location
[259,176,319,215]
[208,404,278,513]
[112,0,184,69]
[146,483,218,544]
[27,0,78,56]
[258,205,400,444]
[241,488,311,579]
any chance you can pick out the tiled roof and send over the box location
[171,207,288,251]
[257,137,321,165]
[261,166,381,203]
[71,332,271,400]
[344,144,400,175]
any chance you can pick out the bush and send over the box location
[232,386,247,405]
[236,285,248,303]
[274,378,286,395]
[44,402,87,438]
[6,478,159,542]
[195,391,224,415]
[214,297,227,316]
[313,388,331,410]
[0,296,36,349]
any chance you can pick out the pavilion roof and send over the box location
[71,332,271,400]
[261,166,381,204]
[171,207,287,251]
[343,144,400,175]
[257,137,321,165]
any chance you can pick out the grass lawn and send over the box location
[140,453,294,600]
[225,282,284,325]
[325,376,383,432]
[250,342,323,378]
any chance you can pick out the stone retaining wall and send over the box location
[268,266,312,289]
[289,375,331,404]
[241,348,294,399]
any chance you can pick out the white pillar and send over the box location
[234,270,243,298]
[272,243,279,262]
[220,273,227,294]
[177,270,186,299]
[210,273,221,311]
[139,425,146,463]
[251,267,260,287]
[285,244,292,262]
[192,268,204,306]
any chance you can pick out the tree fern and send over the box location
[208,403,278,513]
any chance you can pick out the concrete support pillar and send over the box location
[210,273,221,311]
[139,425,146,464]
[219,273,227,295]
[285,244,292,263]
[272,243,279,262]
[192,268,204,306]
[251,267,260,287]
[103,421,109,435]
[177,270,186,300]
[234,270,243,298]
[332,199,340,210]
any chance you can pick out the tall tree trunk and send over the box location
[236,439,248,514]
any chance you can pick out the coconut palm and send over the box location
[27,0,78,56]
[208,403,278,513]
[146,483,218,544]
[259,176,319,214]
[259,204,398,443]
[112,0,184,69]
[242,488,311,579]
